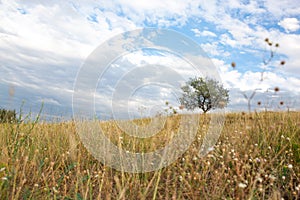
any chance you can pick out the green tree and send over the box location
[0,108,17,123]
[179,77,229,113]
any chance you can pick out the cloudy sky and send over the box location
[0,0,300,120]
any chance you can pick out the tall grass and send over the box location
[0,111,299,199]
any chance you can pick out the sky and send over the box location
[0,0,300,121]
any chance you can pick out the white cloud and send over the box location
[279,18,300,33]
[1,0,300,115]
[201,43,220,56]
[191,29,217,37]
[264,0,300,19]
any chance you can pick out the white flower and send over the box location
[256,177,263,183]
[269,175,276,181]
[179,176,183,181]
[288,164,293,169]
[238,183,247,188]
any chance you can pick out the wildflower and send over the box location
[0,167,5,172]
[282,176,286,180]
[1,177,8,181]
[208,147,214,151]
[268,146,272,150]
[52,187,58,193]
[238,182,247,188]
[256,177,263,183]
[179,175,183,182]
[287,164,293,169]
[269,175,276,181]
[34,183,39,187]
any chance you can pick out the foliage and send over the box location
[0,108,17,123]
[179,77,229,113]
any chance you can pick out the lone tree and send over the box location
[179,77,229,113]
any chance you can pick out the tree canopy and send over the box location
[179,77,229,113]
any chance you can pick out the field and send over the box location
[0,111,299,199]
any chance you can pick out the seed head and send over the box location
[280,60,285,65]
[265,38,269,43]
[238,182,247,188]
[257,101,261,106]
[280,101,284,106]
[231,62,236,68]
[274,87,280,92]
[275,43,279,47]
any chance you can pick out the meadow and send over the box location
[0,111,299,199]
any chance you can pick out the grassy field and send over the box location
[0,111,299,199]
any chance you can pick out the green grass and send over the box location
[0,111,299,199]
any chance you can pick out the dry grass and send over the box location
[0,111,299,199]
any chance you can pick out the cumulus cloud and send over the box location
[279,18,300,33]
[1,0,300,118]
[191,29,217,37]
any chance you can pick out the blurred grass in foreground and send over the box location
[0,111,299,199]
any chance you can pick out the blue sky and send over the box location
[0,0,300,120]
